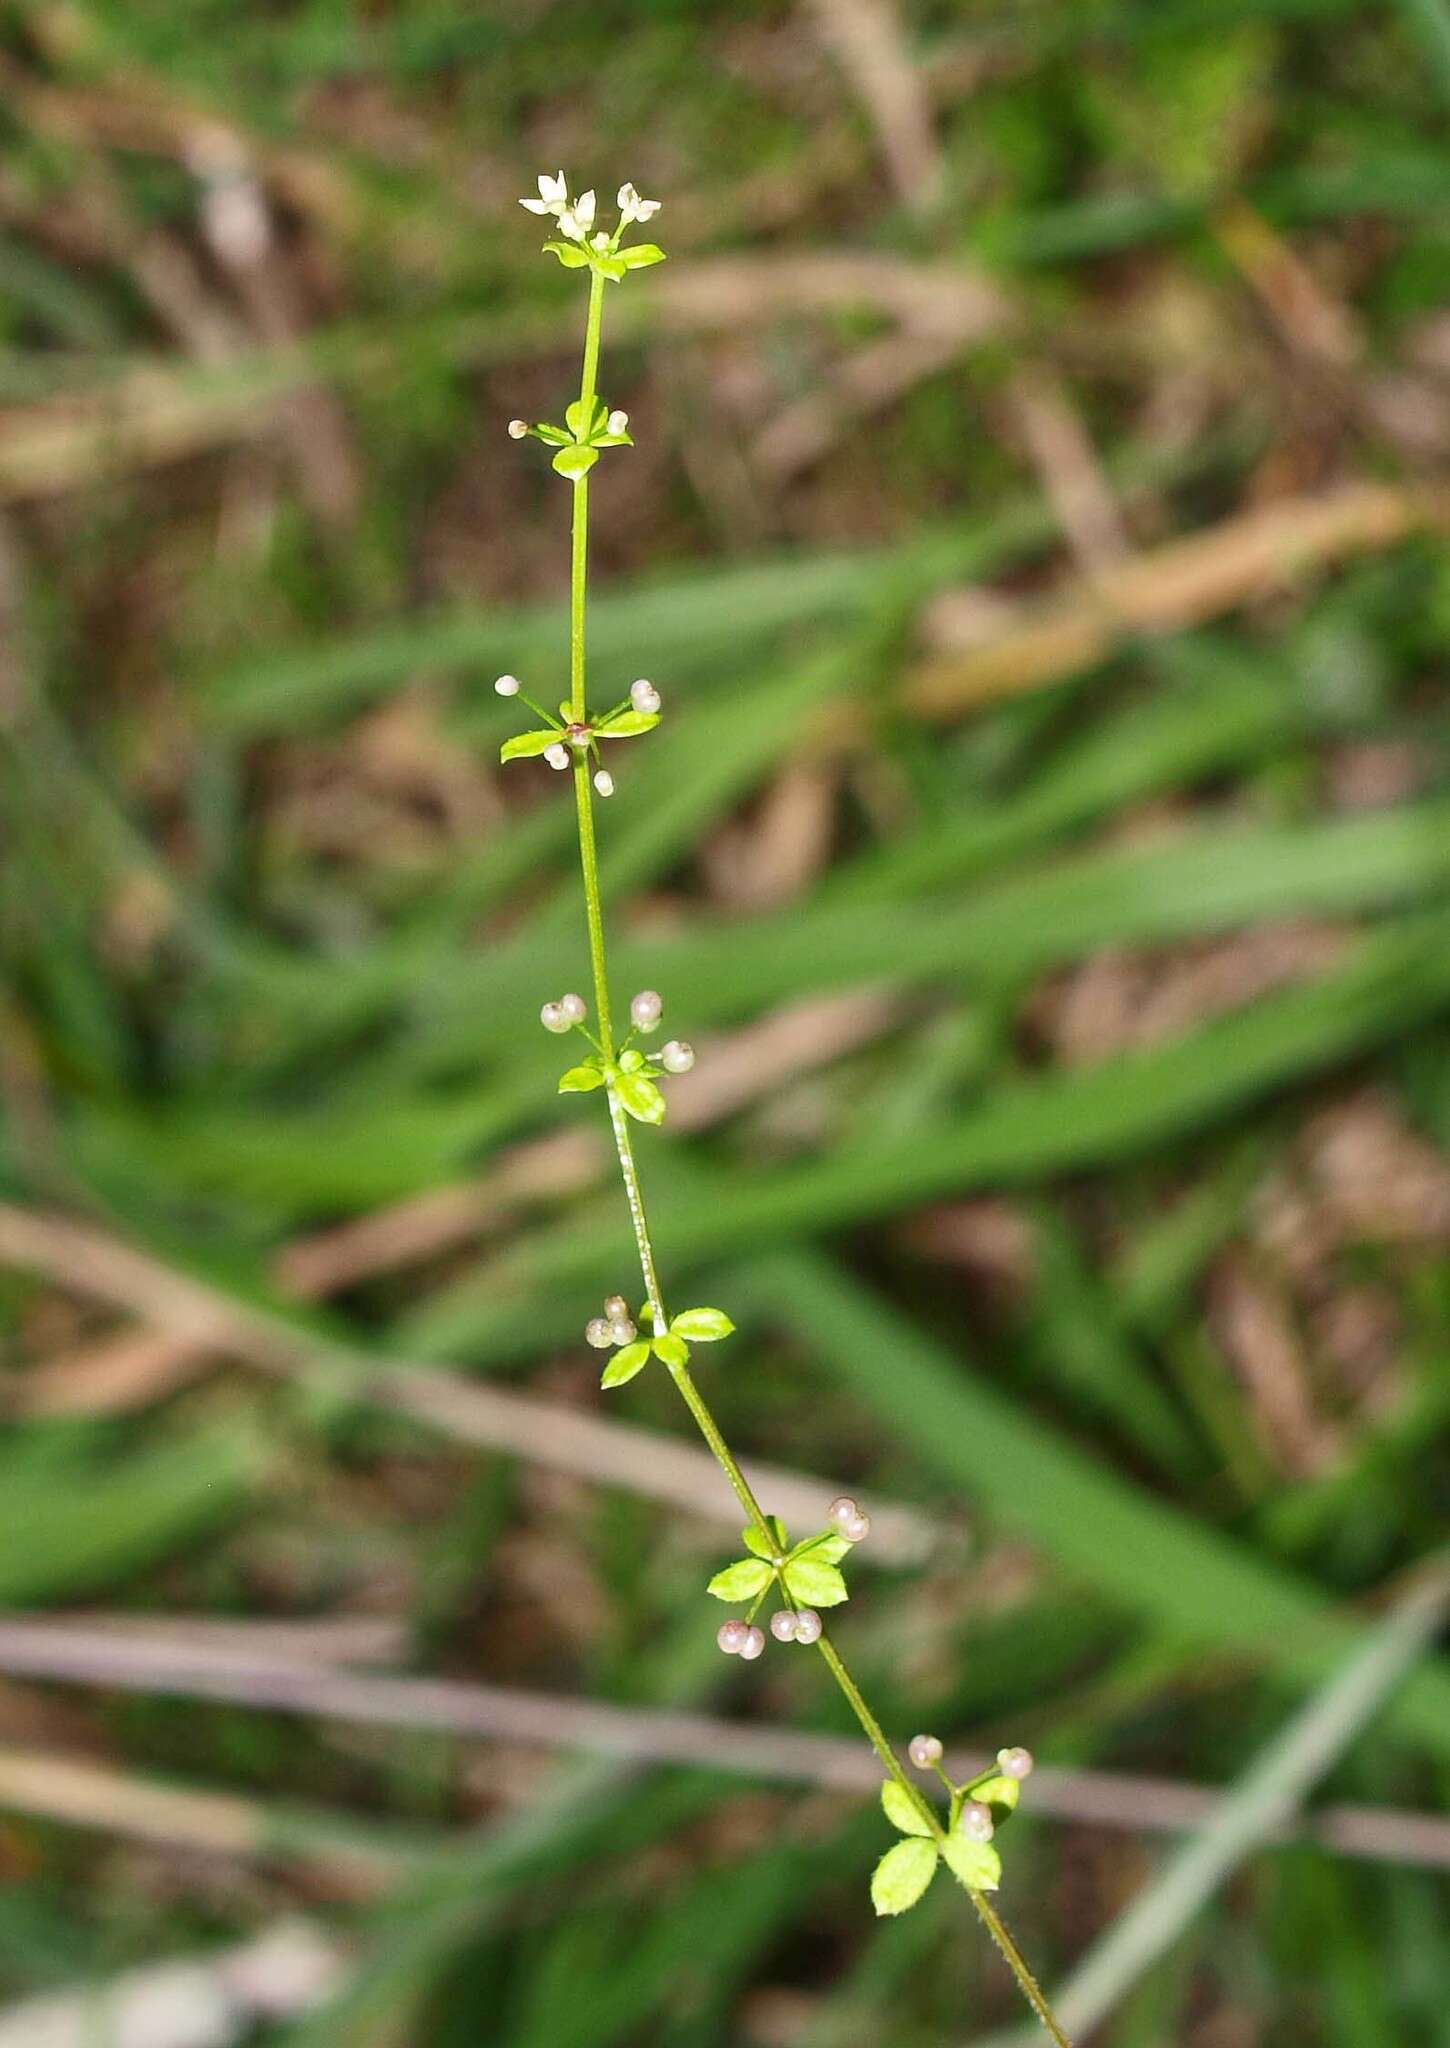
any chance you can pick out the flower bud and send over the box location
[717,1619,749,1655]
[559,993,587,1024]
[544,743,570,771]
[959,1801,995,1842]
[660,1040,694,1074]
[770,1610,798,1642]
[603,1296,629,1322]
[609,1317,637,1346]
[828,1496,860,1530]
[607,410,628,435]
[593,769,614,797]
[997,1746,1034,1781]
[540,1001,569,1033]
[585,1316,613,1349]
[908,1734,943,1770]
[494,673,520,696]
[792,1607,822,1644]
[507,419,528,439]
[630,679,661,714]
[739,1625,766,1661]
[630,990,663,1032]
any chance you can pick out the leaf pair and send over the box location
[543,238,666,281]
[872,1780,1001,1915]
[707,1510,850,1610]
[600,1306,733,1390]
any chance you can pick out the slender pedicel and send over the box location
[497,173,1069,2047]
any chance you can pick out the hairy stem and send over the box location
[554,250,1070,2048]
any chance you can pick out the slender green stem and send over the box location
[547,245,1071,2048]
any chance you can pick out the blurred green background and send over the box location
[1,0,1449,2041]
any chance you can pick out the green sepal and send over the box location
[651,1332,689,1369]
[532,422,572,447]
[500,729,561,762]
[941,1832,1002,1893]
[881,1780,935,1838]
[552,444,599,480]
[780,1556,848,1607]
[543,239,590,268]
[566,396,608,438]
[671,1307,734,1342]
[595,709,659,738]
[600,1340,652,1389]
[558,1064,604,1093]
[742,1515,787,1561]
[871,1838,938,1916]
[616,1072,666,1124]
[973,1774,1020,1816]
[620,243,667,269]
[706,1557,772,1602]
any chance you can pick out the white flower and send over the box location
[617,181,661,224]
[607,410,628,435]
[592,231,610,250]
[520,170,568,216]
[559,188,596,241]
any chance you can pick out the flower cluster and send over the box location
[550,986,693,1130]
[589,1300,734,1390]
[870,1742,1037,1916]
[496,676,662,795]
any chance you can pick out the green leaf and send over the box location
[565,397,608,438]
[941,1832,1002,1893]
[543,239,590,267]
[671,1307,735,1342]
[788,1531,850,1566]
[881,1780,935,1838]
[600,1340,651,1389]
[706,1557,772,1602]
[595,709,659,738]
[500,729,561,762]
[781,1556,848,1607]
[558,1065,604,1093]
[592,430,633,447]
[618,1049,644,1072]
[616,1073,666,1125]
[742,1516,787,1561]
[594,254,628,281]
[551,444,599,480]
[533,422,572,447]
[973,1774,1020,1815]
[620,243,667,269]
[651,1332,689,1369]
[871,1838,938,1916]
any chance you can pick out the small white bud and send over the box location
[585,1316,613,1349]
[717,1619,749,1655]
[593,769,614,797]
[592,231,610,250]
[660,1040,694,1074]
[559,993,587,1024]
[959,1801,995,1842]
[630,679,661,714]
[909,1734,943,1770]
[609,1317,637,1346]
[630,990,663,1032]
[828,1496,860,1530]
[603,1296,629,1322]
[540,1001,569,1033]
[998,1746,1034,1781]
[607,409,628,435]
[840,1510,871,1544]
[770,1610,798,1642]
[544,743,570,771]
[793,1607,822,1644]
[738,1625,766,1661]
[507,419,528,439]
[494,673,521,695]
